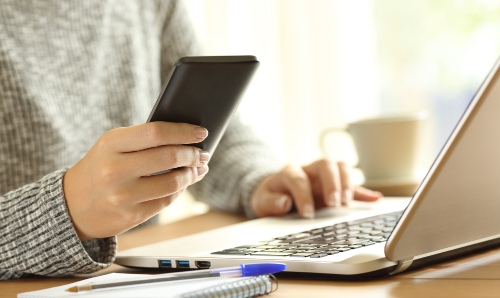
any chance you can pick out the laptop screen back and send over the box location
[386,58,500,262]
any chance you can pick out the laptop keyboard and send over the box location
[211,211,403,258]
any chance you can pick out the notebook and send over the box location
[116,56,500,278]
[17,273,276,298]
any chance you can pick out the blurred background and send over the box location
[162,0,500,222]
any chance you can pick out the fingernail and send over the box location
[327,193,337,207]
[197,165,209,176]
[335,191,341,203]
[327,192,341,207]
[195,127,209,139]
[343,189,353,205]
[303,204,314,219]
[199,151,210,164]
[275,195,289,210]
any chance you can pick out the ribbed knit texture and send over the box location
[0,0,282,279]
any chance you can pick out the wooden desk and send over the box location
[4,210,500,297]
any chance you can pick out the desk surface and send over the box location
[4,210,500,297]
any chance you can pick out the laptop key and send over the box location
[332,247,351,252]
[251,251,293,256]
[310,228,325,234]
[337,239,371,245]
[361,241,376,246]
[261,248,287,252]
[310,253,329,258]
[348,244,363,249]
[326,250,340,255]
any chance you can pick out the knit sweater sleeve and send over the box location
[0,169,115,280]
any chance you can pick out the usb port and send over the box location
[158,260,172,268]
[195,261,211,269]
[176,260,190,268]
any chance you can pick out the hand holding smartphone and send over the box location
[65,56,259,238]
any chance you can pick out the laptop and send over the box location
[115,57,500,278]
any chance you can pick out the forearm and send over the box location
[0,169,115,280]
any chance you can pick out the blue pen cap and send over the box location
[240,263,286,277]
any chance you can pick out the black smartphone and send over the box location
[147,56,259,154]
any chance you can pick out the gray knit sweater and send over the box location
[0,0,281,279]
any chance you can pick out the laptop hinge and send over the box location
[389,258,414,275]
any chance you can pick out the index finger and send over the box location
[303,159,343,208]
[104,122,208,152]
[279,166,316,218]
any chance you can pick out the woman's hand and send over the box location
[63,122,210,240]
[250,159,382,218]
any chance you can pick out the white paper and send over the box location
[17,273,257,298]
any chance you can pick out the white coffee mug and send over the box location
[320,113,427,183]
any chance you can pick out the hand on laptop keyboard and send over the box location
[249,159,383,219]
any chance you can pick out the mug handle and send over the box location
[319,126,350,158]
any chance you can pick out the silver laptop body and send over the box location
[116,57,500,277]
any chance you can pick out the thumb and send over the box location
[252,193,293,217]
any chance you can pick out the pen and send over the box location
[66,262,286,292]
